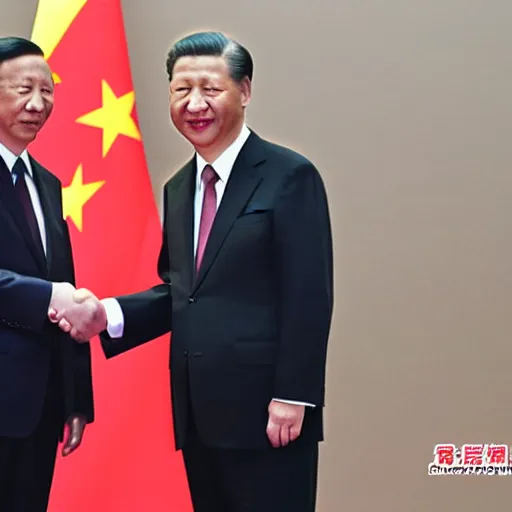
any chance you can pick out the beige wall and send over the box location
[3,1,512,510]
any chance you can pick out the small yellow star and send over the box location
[76,80,141,157]
[63,164,105,232]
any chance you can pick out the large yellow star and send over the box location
[76,80,141,157]
[31,0,87,60]
[31,0,88,84]
[63,164,105,232]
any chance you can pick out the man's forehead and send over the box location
[0,54,51,77]
[172,55,229,78]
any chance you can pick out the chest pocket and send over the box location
[236,203,271,226]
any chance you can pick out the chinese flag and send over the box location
[30,1,192,510]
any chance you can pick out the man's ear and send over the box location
[240,77,251,108]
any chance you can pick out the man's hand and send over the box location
[49,282,76,312]
[62,414,87,456]
[266,400,305,448]
[49,288,107,342]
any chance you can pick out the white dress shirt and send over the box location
[103,124,251,337]
[0,143,47,255]
[192,124,251,254]
[103,124,313,407]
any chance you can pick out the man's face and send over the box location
[0,54,54,154]
[169,55,251,162]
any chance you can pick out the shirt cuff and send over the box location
[101,298,124,339]
[272,398,316,407]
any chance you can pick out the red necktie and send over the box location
[196,164,219,272]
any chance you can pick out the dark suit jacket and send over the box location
[0,154,94,438]
[102,131,333,450]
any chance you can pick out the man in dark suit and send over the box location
[58,31,333,511]
[0,36,105,512]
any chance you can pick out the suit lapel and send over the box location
[168,158,196,292]
[30,157,57,274]
[0,155,47,274]
[193,133,266,290]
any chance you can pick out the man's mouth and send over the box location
[20,120,41,128]
[187,119,214,131]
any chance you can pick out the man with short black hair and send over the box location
[60,30,333,512]
[0,36,101,511]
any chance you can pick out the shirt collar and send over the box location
[195,124,251,187]
[0,142,33,178]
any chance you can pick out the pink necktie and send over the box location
[196,164,219,272]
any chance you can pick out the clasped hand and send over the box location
[48,282,107,342]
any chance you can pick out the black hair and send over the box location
[0,36,44,65]
[166,31,253,83]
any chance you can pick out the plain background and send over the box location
[2,1,512,510]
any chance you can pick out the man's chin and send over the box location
[184,134,215,150]
[15,131,39,145]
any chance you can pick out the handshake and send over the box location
[49,282,107,342]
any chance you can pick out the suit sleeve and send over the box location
[72,339,94,423]
[60,216,94,423]
[0,269,52,333]
[273,162,334,406]
[100,190,172,359]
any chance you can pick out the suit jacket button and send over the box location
[188,297,196,303]
[184,350,188,357]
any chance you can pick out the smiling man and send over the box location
[80,30,333,512]
[0,36,98,512]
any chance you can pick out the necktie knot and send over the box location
[201,165,218,186]
[12,158,28,181]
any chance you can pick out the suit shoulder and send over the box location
[164,159,194,192]
[256,137,324,187]
[28,155,62,187]
[260,137,317,170]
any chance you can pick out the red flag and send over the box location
[30,1,192,510]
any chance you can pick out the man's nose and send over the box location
[187,90,208,113]
[26,90,45,112]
